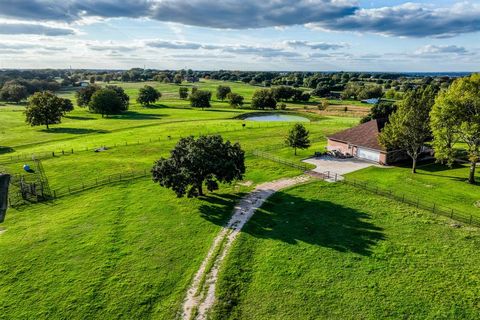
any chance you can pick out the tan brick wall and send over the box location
[327,139,353,156]
[328,138,388,165]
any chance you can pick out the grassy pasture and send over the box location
[347,162,480,218]
[213,181,480,319]
[0,146,304,318]
[0,79,478,319]
[0,80,358,318]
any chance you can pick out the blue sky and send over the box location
[0,0,478,71]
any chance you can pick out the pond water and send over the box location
[244,114,310,122]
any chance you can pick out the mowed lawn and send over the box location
[0,153,304,319]
[346,162,480,217]
[0,180,238,319]
[213,181,480,320]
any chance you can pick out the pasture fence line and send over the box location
[258,135,326,153]
[50,168,150,199]
[315,170,480,228]
[0,121,318,165]
[251,150,309,171]
[8,168,151,207]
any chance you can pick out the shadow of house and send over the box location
[199,191,384,256]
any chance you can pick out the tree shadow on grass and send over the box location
[200,191,384,256]
[417,162,477,182]
[40,128,109,134]
[140,103,172,109]
[109,111,168,120]
[199,192,247,226]
[0,146,15,154]
[203,108,242,113]
[64,115,96,120]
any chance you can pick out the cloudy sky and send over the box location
[0,0,479,71]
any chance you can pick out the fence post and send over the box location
[62,150,64,155]
[52,152,55,157]
[53,190,56,198]
[432,203,436,213]
[71,148,74,154]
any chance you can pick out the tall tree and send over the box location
[189,90,211,110]
[361,100,397,123]
[430,74,480,184]
[25,91,72,130]
[88,88,124,117]
[216,85,231,101]
[173,74,183,84]
[106,85,129,111]
[179,87,189,99]
[227,92,244,108]
[137,85,161,107]
[76,84,100,107]
[0,83,28,103]
[251,89,276,109]
[379,86,436,173]
[152,135,245,197]
[286,123,311,155]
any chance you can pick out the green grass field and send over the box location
[213,181,480,319]
[0,80,479,319]
[346,162,480,217]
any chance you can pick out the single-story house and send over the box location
[327,119,405,165]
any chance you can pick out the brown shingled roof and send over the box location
[328,119,387,151]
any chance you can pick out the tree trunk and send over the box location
[412,157,417,174]
[197,183,204,196]
[46,123,49,130]
[469,161,477,184]
[294,147,297,156]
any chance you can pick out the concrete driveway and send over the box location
[303,156,373,177]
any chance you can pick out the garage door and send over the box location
[357,148,380,162]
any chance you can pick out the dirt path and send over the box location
[182,175,310,320]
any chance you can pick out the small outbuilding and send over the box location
[327,119,405,165]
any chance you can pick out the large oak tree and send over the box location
[152,135,245,197]
[25,91,73,130]
[430,74,480,184]
[379,86,436,173]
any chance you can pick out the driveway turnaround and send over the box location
[303,156,374,177]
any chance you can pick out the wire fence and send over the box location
[252,150,310,171]
[50,169,150,199]
[317,170,480,228]
[0,121,319,165]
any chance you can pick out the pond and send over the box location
[244,114,310,122]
